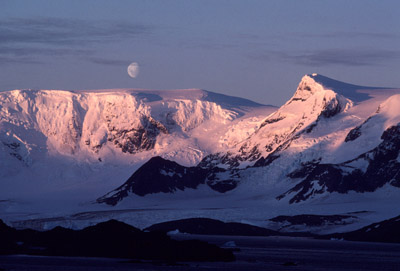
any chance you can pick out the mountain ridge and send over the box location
[97,74,400,208]
[2,74,400,233]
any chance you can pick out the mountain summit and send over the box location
[98,74,400,213]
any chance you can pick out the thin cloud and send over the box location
[0,56,43,65]
[285,49,399,66]
[86,57,129,66]
[297,31,399,40]
[0,17,154,45]
[0,46,93,65]
[0,46,92,57]
[0,17,155,64]
[250,48,400,67]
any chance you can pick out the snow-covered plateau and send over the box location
[1,74,400,234]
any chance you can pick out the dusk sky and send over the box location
[1,0,400,106]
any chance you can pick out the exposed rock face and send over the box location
[345,125,363,142]
[97,156,208,205]
[279,124,400,203]
[97,155,241,205]
[198,74,352,170]
[108,116,168,154]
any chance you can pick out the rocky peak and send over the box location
[290,75,325,102]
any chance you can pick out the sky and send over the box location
[1,0,400,106]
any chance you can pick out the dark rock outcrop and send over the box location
[269,214,357,227]
[0,219,235,262]
[279,124,400,203]
[146,217,279,236]
[108,116,168,154]
[344,126,362,142]
[323,215,400,243]
[97,156,238,206]
[344,116,374,142]
[97,156,208,205]
[0,220,17,254]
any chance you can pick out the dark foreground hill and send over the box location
[145,217,315,237]
[147,216,400,244]
[323,215,400,243]
[0,219,234,262]
[146,217,278,236]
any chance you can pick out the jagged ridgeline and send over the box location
[97,74,400,205]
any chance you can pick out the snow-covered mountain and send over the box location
[0,88,268,165]
[99,74,400,204]
[2,74,400,233]
[92,74,400,233]
[0,87,274,204]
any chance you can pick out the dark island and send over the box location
[0,219,234,262]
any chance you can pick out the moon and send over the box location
[127,62,139,78]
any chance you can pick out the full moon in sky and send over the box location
[127,62,139,78]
